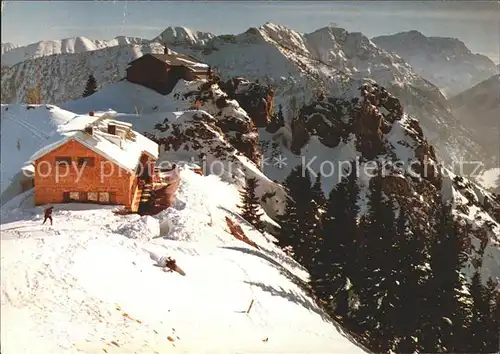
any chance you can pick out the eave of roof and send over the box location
[27,132,158,175]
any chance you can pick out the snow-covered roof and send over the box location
[26,114,159,174]
[130,53,209,71]
[21,164,34,173]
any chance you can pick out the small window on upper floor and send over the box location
[55,156,72,165]
[77,157,95,167]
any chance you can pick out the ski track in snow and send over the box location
[1,169,366,354]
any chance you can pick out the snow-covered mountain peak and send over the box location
[257,22,308,51]
[154,26,215,46]
[1,42,18,55]
[0,36,151,67]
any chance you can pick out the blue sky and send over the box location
[2,1,499,63]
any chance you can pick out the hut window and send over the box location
[99,192,110,203]
[87,192,98,201]
[77,157,95,167]
[107,124,116,135]
[55,156,72,165]
[69,192,80,200]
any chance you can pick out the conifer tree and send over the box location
[356,171,398,351]
[238,177,265,232]
[83,74,98,98]
[276,104,285,127]
[311,173,326,209]
[468,271,489,352]
[294,168,320,269]
[310,173,326,252]
[277,165,320,270]
[468,273,500,353]
[424,201,470,353]
[393,210,431,353]
[276,166,303,251]
[484,279,500,353]
[312,161,359,320]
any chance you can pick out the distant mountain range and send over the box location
[372,30,498,97]
[1,37,150,66]
[449,73,500,171]
[1,42,18,56]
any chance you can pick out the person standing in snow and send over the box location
[42,206,53,225]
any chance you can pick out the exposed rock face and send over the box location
[290,82,405,159]
[484,194,500,224]
[292,97,351,152]
[173,79,262,167]
[219,77,274,128]
[140,109,288,219]
[147,111,236,161]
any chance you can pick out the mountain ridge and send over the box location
[0,22,490,170]
[448,74,500,182]
[372,30,498,97]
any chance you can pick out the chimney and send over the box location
[89,111,94,117]
[107,124,117,135]
[164,45,169,54]
[84,126,93,135]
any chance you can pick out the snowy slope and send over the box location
[477,168,500,194]
[372,31,498,97]
[0,104,76,195]
[1,80,287,217]
[441,170,500,284]
[0,168,367,354]
[0,36,151,67]
[0,23,489,169]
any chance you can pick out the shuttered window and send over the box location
[77,157,95,167]
[87,192,98,201]
[99,192,110,203]
[69,192,79,200]
[55,156,71,165]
